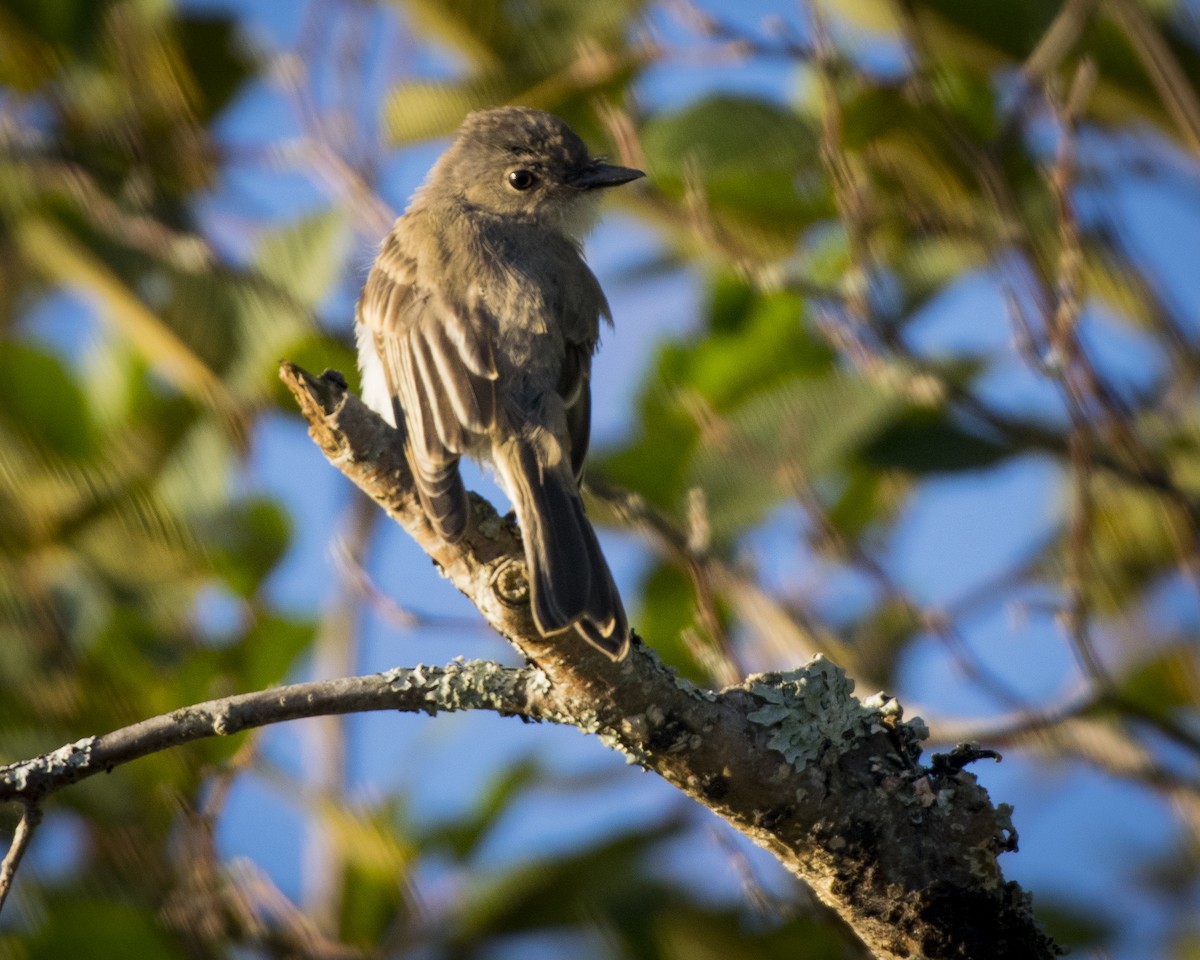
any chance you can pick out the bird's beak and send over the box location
[570,161,645,190]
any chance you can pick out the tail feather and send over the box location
[495,439,629,659]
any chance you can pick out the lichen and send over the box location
[673,672,718,701]
[596,727,650,766]
[742,656,925,771]
[382,659,550,715]
[645,650,718,701]
[2,736,97,792]
[994,802,1018,852]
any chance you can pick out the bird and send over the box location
[354,106,643,660]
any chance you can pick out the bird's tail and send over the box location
[493,437,629,659]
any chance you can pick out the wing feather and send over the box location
[354,219,498,540]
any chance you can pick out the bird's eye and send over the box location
[507,169,537,191]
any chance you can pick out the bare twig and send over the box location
[303,492,378,928]
[0,803,41,914]
[1107,0,1200,156]
[1024,0,1100,82]
[1045,60,1114,686]
[662,0,815,62]
[586,476,846,667]
[811,7,883,372]
[270,8,396,237]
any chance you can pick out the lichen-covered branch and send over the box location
[0,662,550,806]
[278,362,1061,960]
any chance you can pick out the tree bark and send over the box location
[275,362,1061,960]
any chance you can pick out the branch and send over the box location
[1108,0,1200,157]
[0,803,41,914]
[0,662,550,806]
[276,361,1061,960]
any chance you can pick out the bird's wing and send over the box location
[554,248,610,484]
[558,340,592,484]
[356,227,499,540]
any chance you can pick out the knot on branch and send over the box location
[490,556,531,607]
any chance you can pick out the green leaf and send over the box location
[930,62,999,141]
[394,0,531,67]
[226,612,315,692]
[1033,897,1115,951]
[16,216,241,426]
[1118,643,1200,715]
[174,13,257,120]
[688,374,900,541]
[1081,243,1167,330]
[641,96,828,255]
[848,598,922,687]
[600,275,836,516]
[635,561,710,680]
[319,796,413,878]
[224,210,349,402]
[644,97,818,180]
[839,83,911,150]
[450,818,687,941]
[0,3,61,90]
[254,208,349,308]
[825,0,1200,149]
[597,403,697,512]
[74,485,208,591]
[339,859,408,946]
[674,289,831,406]
[382,0,644,144]
[206,497,292,596]
[154,417,234,517]
[0,341,96,458]
[1086,476,1178,611]
[0,0,111,50]
[428,758,543,860]
[396,0,641,66]
[826,463,891,538]
[654,908,851,960]
[383,76,522,143]
[25,897,183,960]
[860,409,1011,473]
[598,276,833,513]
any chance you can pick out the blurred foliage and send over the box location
[382,0,648,142]
[3,0,1200,957]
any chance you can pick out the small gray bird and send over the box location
[355,107,643,659]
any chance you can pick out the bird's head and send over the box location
[427,106,644,238]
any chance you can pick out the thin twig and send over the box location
[303,492,378,928]
[1045,60,1114,686]
[1023,0,1100,82]
[586,477,846,666]
[0,803,42,914]
[811,5,882,371]
[661,0,816,62]
[1107,0,1200,156]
